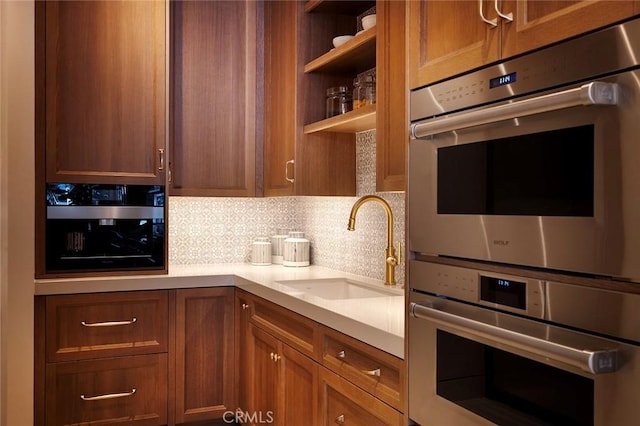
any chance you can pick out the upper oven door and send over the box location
[408,70,640,280]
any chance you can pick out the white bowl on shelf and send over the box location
[361,14,376,30]
[332,35,354,48]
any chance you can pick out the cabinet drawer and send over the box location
[244,292,319,359]
[45,354,168,426]
[320,367,403,426]
[321,326,404,411]
[46,291,169,362]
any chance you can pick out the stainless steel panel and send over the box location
[47,205,164,220]
[410,17,640,120]
[408,69,640,281]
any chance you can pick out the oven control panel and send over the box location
[409,260,545,319]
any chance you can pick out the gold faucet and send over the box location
[347,195,401,286]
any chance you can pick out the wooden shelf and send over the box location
[304,27,376,74]
[303,103,376,134]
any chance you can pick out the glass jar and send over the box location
[352,77,363,110]
[326,86,352,118]
[358,74,376,107]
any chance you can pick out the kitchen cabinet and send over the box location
[35,291,170,426]
[169,0,261,197]
[175,287,235,424]
[319,367,404,426]
[321,325,404,412]
[237,290,320,425]
[263,0,356,196]
[236,289,404,425]
[409,0,640,89]
[36,288,235,425]
[36,0,167,185]
[278,0,407,193]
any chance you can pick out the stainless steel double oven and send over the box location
[408,17,640,426]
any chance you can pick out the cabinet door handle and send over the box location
[337,350,346,359]
[81,388,136,401]
[335,414,345,424]
[479,0,497,27]
[285,159,295,183]
[270,352,281,362]
[158,148,165,171]
[494,0,513,21]
[241,303,250,310]
[362,368,381,377]
[81,318,137,327]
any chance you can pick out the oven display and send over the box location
[480,275,526,309]
[489,72,517,88]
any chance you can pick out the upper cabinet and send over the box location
[263,0,356,196]
[409,0,640,89]
[264,0,407,194]
[169,0,261,197]
[37,1,167,185]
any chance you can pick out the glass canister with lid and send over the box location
[326,86,352,118]
[353,73,376,109]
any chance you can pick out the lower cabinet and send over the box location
[319,367,404,426]
[175,287,235,424]
[45,354,168,426]
[36,287,236,426]
[236,289,404,426]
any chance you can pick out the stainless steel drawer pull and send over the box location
[335,414,345,424]
[81,318,137,327]
[81,388,136,401]
[362,368,381,377]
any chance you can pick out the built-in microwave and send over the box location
[45,183,165,274]
[408,17,640,282]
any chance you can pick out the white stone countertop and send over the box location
[35,264,405,358]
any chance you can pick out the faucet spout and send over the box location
[347,195,399,286]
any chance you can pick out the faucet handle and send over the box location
[396,241,402,266]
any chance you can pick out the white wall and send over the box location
[0,1,35,425]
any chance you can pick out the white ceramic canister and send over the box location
[251,237,272,266]
[283,231,310,267]
[270,228,289,264]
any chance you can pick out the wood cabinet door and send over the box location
[263,0,297,196]
[376,0,407,192]
[46,354,168,426]
[319,367,403,426]
[501,0,640,59]
[408,0,500,89]
[175,287,235,424]
[248,324,279,425]
[169,0,260,197]
[45,290,169,362]
[279,343,319,426]
[42,1,166,185]
[263,0,355,197]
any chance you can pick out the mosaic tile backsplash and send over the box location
[169,130,406,286]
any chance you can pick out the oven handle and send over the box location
[410,301,619,374]
[411,81,618,138]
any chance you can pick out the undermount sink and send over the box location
[275,278,402,301]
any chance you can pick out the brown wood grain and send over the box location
[44,0,166,184]
[170,0,260,196]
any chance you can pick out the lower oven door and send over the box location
[408,293,640,426]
